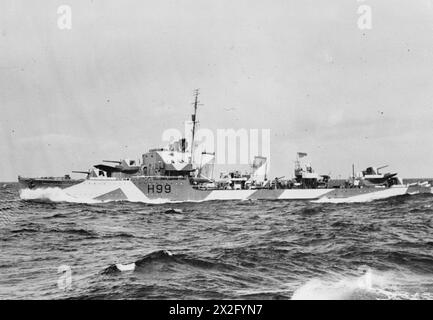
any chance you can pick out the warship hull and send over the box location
[18,176,433,203]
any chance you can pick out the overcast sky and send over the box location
[1,0,433,181]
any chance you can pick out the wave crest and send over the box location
[101,250,237,275]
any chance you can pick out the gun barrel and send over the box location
[72,171,89,174]
[377,165,389,170]
[102,160,122,164]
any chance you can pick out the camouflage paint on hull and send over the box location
[22,176,432,203]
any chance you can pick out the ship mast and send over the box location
[190,89,202,165]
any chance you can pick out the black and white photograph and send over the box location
[1,0,433,306]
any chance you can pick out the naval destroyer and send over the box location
[18,91,432,203]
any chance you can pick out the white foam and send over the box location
[19,188,99,204]
[163,250,173,256]
[291,269,377,300]
[115,263,136,272]
[291,268,433,300]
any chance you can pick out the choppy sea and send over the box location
[1,182,433,300]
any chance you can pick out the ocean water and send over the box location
[1,183,433,300]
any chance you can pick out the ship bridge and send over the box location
[141,148,194,177]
